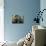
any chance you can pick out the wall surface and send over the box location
[4,0,40,42]
[40,0,46,27]
[0,0,4,42]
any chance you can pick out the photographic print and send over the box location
[12,15,24,24]
[4,0,46,46]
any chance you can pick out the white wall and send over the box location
[0,0,4,42]
[40,0,46,27]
